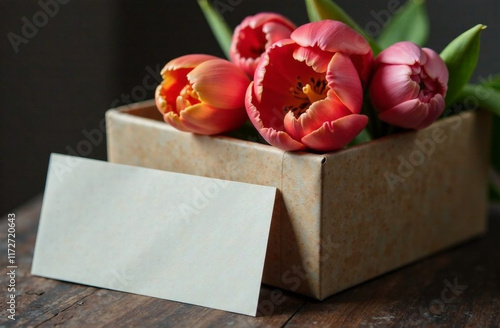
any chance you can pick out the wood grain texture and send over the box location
[0,198,499,327]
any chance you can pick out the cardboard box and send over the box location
[106,100,491,299]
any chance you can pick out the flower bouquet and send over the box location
[106,0,499,298]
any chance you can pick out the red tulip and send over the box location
[155,54,250,135]
[370,41,449,129]
[245,20,372,152]
[230,12,296,76]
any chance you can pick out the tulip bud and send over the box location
[369,41,449,130]
[230,12,296,76]
[155,54,250,135]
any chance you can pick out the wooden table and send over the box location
[1,197,499,327]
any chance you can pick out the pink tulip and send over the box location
[245,20,372,152]
[155,54,250,135]
[370,41,449,129]
[230,12,296,76]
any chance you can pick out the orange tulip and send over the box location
[155,54,250,135]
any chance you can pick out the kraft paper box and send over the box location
[106,99,491,300]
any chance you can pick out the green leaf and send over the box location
[479,74,500,92]
[305,0,382,55]
[458,84,500,117]
[377,0,429,48]
[348,128,372,147]
[198,0,233,58]
[440,24,486,106]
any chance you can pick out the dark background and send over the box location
[1,0,499,215]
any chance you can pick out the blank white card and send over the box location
[32,154,276,316]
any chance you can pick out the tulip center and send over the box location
[302,84,325,104]
[174,84,200,112]
[411,66,444,103]
[236,27,267,59]
[284,76,328,118]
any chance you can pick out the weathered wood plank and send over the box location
[1,198,499,327]
[35,286,306,328]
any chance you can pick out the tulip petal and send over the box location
[230,54,259,78]
[155,84,168,114]
[253,39,298,103]
[161,54,219,74]
[414,94,445,129]
[326,52,363,113]
[293,45,332,73]
[247,12,296,30]
[170,103,247,135]
[264,21,296,46]
[164,111,191,133]
[349,52,374,86]
[378,98,429,129]
[246,82,285,131]
[283,110,305,140]
[283,95,351,140]
[188,59,250,109]
[259,128,308,151]
[301,114,368,152]
[375,41,426,66]
[291,20,371,56]
[245,83,306,151]
[370,64,420,112]
[422,48,449,90]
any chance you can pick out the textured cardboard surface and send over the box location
[106,100,491,299]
